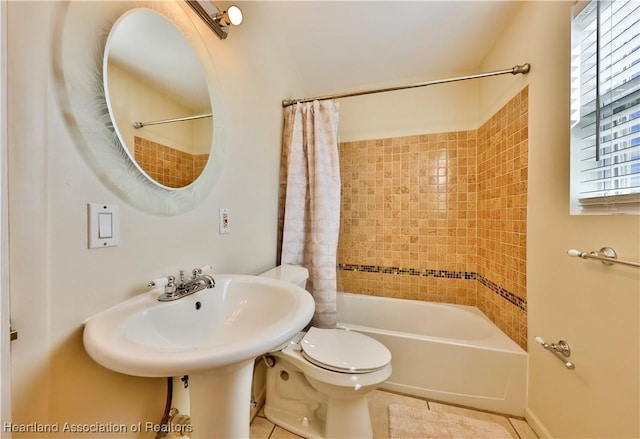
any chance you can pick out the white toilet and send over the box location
[259,265,392,439]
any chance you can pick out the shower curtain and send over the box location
[280,100,340,329]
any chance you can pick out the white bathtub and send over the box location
[336,292,527,416]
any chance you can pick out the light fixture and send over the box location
[185,1,243,40]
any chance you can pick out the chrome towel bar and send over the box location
[567,247,640,268]
[534,336,575,370]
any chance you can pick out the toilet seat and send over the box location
[300,327,391,374]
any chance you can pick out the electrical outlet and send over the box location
[219,208,230,234]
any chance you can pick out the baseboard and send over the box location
[525,407,553,439]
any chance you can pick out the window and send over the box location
[570,0,640,214]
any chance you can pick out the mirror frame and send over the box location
[57,1,226,215]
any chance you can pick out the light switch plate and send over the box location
[88,203,119,248]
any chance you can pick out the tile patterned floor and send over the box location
[250,390,538,439]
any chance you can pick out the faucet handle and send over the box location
[148,276,172,288]
[192,265,213,277]
[157,275,179,302]
[165,275,177,294]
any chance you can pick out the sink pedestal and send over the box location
[190,360,254,439]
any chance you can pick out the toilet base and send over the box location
[264,395,373,439]
[265,355,379,439]
[325,396,373,439]
[264,404,324,439]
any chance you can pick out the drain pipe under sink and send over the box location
[156,376,192,439]
[156,377,173,439]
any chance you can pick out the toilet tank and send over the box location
[259,265,309,289]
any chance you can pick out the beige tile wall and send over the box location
[337,130,479,306]
[477,87,528,347]
[134,136,209,188]
[337,87,528,348]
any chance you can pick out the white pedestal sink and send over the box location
[83,274,315,438]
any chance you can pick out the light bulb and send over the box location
[226,6,243,26]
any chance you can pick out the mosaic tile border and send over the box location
[338,263,527,312]
[476,274,527,311]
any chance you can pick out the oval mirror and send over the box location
[103,8,213,189]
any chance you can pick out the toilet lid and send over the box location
[300,327,391,373]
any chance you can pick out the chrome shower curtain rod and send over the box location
[133,113,212,129]
[282,63,530,108]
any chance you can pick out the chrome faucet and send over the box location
[152,267,216,302]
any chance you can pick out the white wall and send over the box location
[7,0,304,433]
[480,2,639,438]
[337,76,479,142]
[0,1,11,435]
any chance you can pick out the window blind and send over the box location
[570,0,640,209]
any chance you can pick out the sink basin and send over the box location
[83,274,315,437]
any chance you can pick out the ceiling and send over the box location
[236,1,523,97]
[107,1,522,109]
